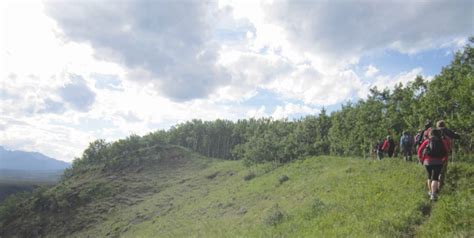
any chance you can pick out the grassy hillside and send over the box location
[0,144,472,237]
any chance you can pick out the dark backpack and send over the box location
[425,138,446,158]
[416,130,425,145]
[388,138,395,150]
[401,135,412,147]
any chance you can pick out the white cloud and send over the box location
[246,105,267,118]
[266,65,364,105]
[272,103,318,119]
[265,0,473,60]
[365,65,379,78]
[372,67,425,91]
[45,0,234,102]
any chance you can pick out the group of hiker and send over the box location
[374,120,461,201]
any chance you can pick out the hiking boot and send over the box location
[430,193,437,201]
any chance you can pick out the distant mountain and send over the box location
[0,146,70,171]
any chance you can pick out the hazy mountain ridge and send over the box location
[0,146,70,171]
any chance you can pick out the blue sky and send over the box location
[357,48,456,78]
[0,0,472,161]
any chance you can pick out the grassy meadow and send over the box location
[1,145,472,237]
[72,154,473,237]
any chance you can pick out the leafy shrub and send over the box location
[278,175,289,184]
[264,204,285,226]
[303,198,327,220]
[205,171,219,180]
[243,172,256,181]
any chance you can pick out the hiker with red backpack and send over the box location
[418,128,450,201]
[381,136,396,158]
[375,140,384,160]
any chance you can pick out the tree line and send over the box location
[74,38,473,169]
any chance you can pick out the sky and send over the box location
[1,0,472,162]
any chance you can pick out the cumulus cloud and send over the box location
[365,65,379,78]
[246,105,267,118]
[59,74,96,112]
[371,67,425,90]
[266,65,364,105]
[93,73,123,91]
[38,99,66,114]
[45,0,233,101]
[272,103,318,119]
[265,0,472,60]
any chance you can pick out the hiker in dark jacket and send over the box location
[436,120,461,141]
[436,120,461,190]
[414,129,423,149]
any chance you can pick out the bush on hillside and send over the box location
[264,204,285,226]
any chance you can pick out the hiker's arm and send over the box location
[418,140,428,163]
[442,139,450,162]
[446,129,461,139]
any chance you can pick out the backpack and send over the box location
[377,142,384,151]
[401,135,412,147]
[416,130,425,145]
[424,138,447,158]
[388,138,395,150]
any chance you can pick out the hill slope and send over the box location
[0,144,472,237]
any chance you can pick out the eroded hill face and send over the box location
[0,144,215,237]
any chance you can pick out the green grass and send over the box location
[78,156,473,237]
[2,148,473,237]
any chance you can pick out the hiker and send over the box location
[381,136,396,158]
[414,129,423,149]
[436,120,461,190]
[400,131,414,161]
[418,128,450,201]
[376,140,384,160]
[421,120,433,142]
[437,120,461,141]
[416,120,433,148]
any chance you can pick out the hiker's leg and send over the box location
[431,180,439,194]
[431,165,443,195]
[427,179,432,193]
[425,165,434,194]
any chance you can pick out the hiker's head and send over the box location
[430,128,442,139]
[386,135,391,139]
[403,131,409,135]
[436,120,446,128]
[424,120,432,129]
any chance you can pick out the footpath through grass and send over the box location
[107,156,472,238]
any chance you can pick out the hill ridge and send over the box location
[1,145,472,237]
